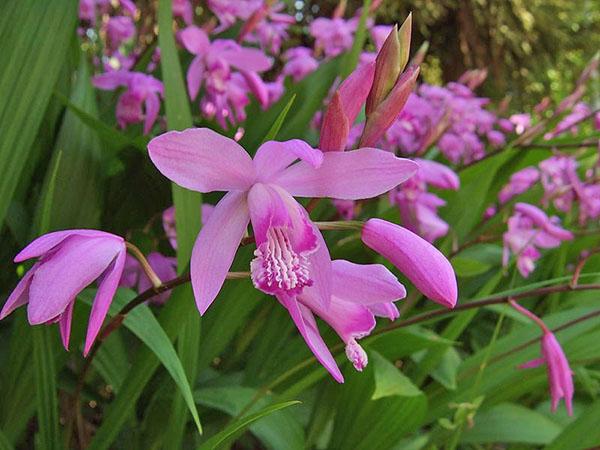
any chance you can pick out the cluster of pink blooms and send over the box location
[3,1,588,416]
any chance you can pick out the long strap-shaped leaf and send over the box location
[157,0,203,445]
[197,401,301,450]
[0,0,77,227]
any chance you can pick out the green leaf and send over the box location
[32,328,62,450]
[157,1,203,446]
[371,351,422,399]
[52,91,147,152]
[0,0,77,227]
[195,385,305,450]
[262,94,296,143]
[451,256,492,277]
[462,403,562,444]
[428,347,461,390]
[0,429,14,450]
[546,400,600,450]
[197,400,301,450]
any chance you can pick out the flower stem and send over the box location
[125,242,162,289]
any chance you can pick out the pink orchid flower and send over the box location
[503,203,573,277]
[511,301,574,415]
[391,159,460,242]
[207,0,262,33]
[361,218,458,308]
[310,17,358,58]
[173,0,194,25]
[148,128,417,315]
[539,156,579,213]
[178,26,272,117]
[120,252,177,304]
[281,259,406,382]
[498,167,540,204]
[105,16,135,51]
[92,70,164,134]
[1,230,127,355]
[283,47,319,82]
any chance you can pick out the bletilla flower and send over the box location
[509,113,531,135]
[239,2,295,54]
[545,102,591,140]
[120,252,177,304]
[390,159,460,242]
[539,156,579,213]
[173,0,194,25]
[92,70,164,134]
[207,0,262,33]
[148,128,417,314]
[498,167,540,204]
[105,16,135,51]
[310,17,357,58]
[511,300,574,415]
[361,218,458,308]
[502,203,573,277]
[281,260,406,382]
[0,230,126,355]
[283,47,319,82]
[178,26,272,126]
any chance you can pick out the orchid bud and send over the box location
[319,61,376,151]
[366,14,412,116]
[359,65,420,147]
[361,219,458,308]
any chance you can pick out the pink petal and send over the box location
[338,60,376,125]
[360,65,420,147]
[254,140,324,182]
[305,225,333,308]
[0,266,36,319]
[415,158,460,190]
[221,47,273,72]
[178,26,210,55]
[319,92,350,152]
[275,148,418,200]
[84,249,127,355]
[143,92,160,135]
[279,295,344,383]
[331,259,406,305]
[15,229,112,263]
[27,235,124,325]
[247,183,292,245]
[92,70,131,90]
[187,56,205,101]
[191,191,249,315]
[368,302,400,320]
[362,219,458,308]
[59,302,74,350]
[240,71,269,108]
[148,128,256,193]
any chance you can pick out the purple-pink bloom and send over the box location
[0,230,126,355]
[280,259,406,382]
[92,70,164,134]
[173,0,194,25]
[503,203,573,277]
[510,300,574,415]
[361,218,458,308]
[106,16,135,51]
[539,156,579,213]
[520,331,574,415]
[283,47,319,82]
[178,26,272,126]
[207,0,262,32]
[310,17,358,58]
[148,128,417,315]
[498,167,540,204]
[545,102,592,140]
[390,159,459,242]
[120,252,177,304]
[509,113,531,135]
